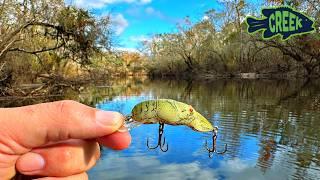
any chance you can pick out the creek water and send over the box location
[89,79,320,180]
[4,78,320,180]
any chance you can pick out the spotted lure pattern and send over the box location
[131,99,216,132]
[128,99,227,157]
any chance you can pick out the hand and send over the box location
[0,100,131,179]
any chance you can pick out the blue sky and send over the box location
[65,0,224,51]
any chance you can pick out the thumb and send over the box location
[0,100,124,153]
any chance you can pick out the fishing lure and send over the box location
[126,99,227,157]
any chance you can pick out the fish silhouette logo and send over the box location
[245,6,315,40]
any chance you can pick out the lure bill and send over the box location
[245,6,315,40]
[130,99,216,132]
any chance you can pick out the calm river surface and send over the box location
[4,78,320,180]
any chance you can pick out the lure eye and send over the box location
[189,107,193,112]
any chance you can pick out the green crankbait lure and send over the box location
[126,99,227,157]
[132,99,215,132]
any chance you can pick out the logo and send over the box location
[245,6,315,40]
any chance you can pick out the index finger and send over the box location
[0,100,126,151]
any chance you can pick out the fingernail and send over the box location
[19,153,45,172]
[117,125,128,133]
[96,111,123,127]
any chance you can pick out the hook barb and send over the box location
[205,129,227,158]
[147,123,168,152]
[147,137,160,149]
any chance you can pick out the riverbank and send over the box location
[149,71,320,80]
[2,71,319,99]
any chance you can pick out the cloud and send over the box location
[145,7,155,14]
[145,7,164,19]
[110,13,129,35]
[144,7,181,24]
[129,35,151,43]
[202,15,209,21]
[114,35,152,53]
[140,0,152,4]
[113,47,139,52]
[217,158,289,180]
[89,151,293,180]
[126,6,177,24]
[67,0,152,9]
[89,155,218,179]
[219,158,249,173]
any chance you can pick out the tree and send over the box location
[0,0,115,96]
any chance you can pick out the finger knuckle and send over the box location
[47,128,70,142]
[54,100,96,122]
[56,100,79,114]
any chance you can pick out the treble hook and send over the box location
[147,122,168,152]
[205,127,227,158]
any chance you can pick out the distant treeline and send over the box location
[143,0,320,79]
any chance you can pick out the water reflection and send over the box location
[89,79,320,179]
[4,78,320,179]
